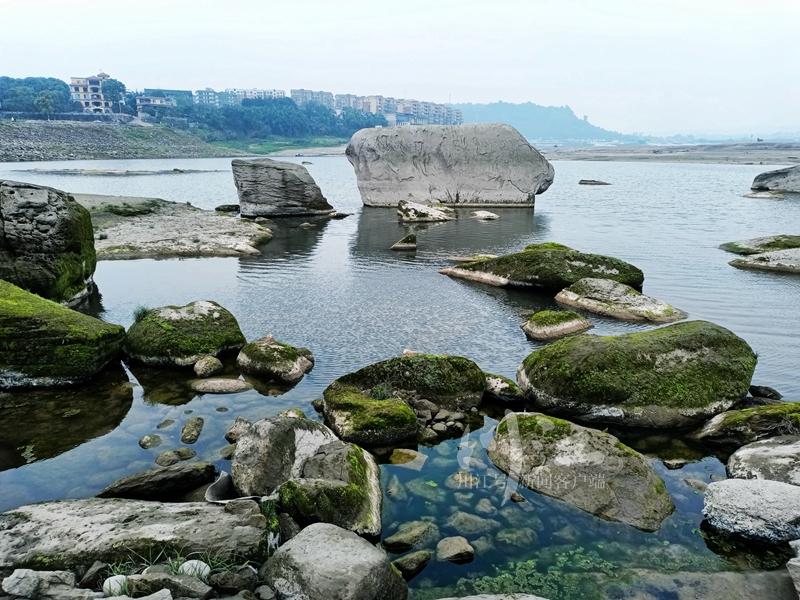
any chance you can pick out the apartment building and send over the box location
[290,89,335,109]
[333,93,462,125]
[194,88,285,107]
[70,72,113,114]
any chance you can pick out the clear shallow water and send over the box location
[1,156,799,597]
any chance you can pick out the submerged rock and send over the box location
[472,210,499,220]
[346,123,553,207]
[488,412,674,530]
[396,200,454,223]
[436,536,474,563]
[261,523,407,600]
[556,277,685,323]
[321,354,485,446]
[517,320,757,428]
[440,242,644,292]
[98,461,216,501]
[521,309,592,341]
[155,447,196,467]
[703,478,800,543]
[0,280,125,389]
[727,436,800,485]
[124,300,246,367]
[392,550,432,580]
[383,520,440,552]
[720,235,800,255]
[694,402,800,448]
[232,158,335,218]
[0,498,267,569]
[751,164,800,193]
[236,336,314,384]
[390,233,417,251]
[180,416,204,444]
[0,180,96,304]
[729,248,800,274]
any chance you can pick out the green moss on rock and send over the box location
[0,279,125,388]
[462,243,644,291]
[237,336,314,384]
[695,402,800,447]
[519,320,757,428]
[124,300,245,367]
[527,309,584,327]
[720,235,800,255]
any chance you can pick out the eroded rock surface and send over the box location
[751,164,800,192]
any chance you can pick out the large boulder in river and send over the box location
[0,280,125,389]
[124,300,246,366]
[488,412,674,530]
[703,478,800,543]
[0,180,96,305]
[346,123,554,207]
[232,158,335,218]
[751,164,800,193]
[517,321,757,428]
[0,498,268,569]
[440,243,644,292]
[321,354,485,446]
[694,402,800,448]
[261,523,407,600]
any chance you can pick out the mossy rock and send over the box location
[237,336,314,384]
[0,279,125,388]
[488,412,674,530]
[445,242,644,292]
[322,354,485,446]
[695,402,800,449]
[124,300,245,367]
[720,235,800,255]
[483,372,526,402]
[522,309,593,341]
[518,320,757,428]
[277,441,382,537]
[0,181,96,304]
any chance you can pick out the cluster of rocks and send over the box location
[721,234,800,274]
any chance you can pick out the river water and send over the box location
[1,156,799,598]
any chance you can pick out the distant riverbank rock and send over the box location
[0,180,96,304]
[703,478,800,543]
[579,179,611,185]
[720,235,800,255]
[521,309,592,341]
[0,280,125,389]
[0,498,267,569]
[440,243,644,293]
[729,248,800,274]
[694,402,800,448]
[232,158,335,217]
[124,300,245,367]
[75,193,272,260]
[261,523,407,600]
[346,123,554,207]
[727,436,800,485]
[555,277,685,323]
[517,320,757,428]
[397,200,454,222]
[236,336,314,384]
[751,165,800,193]
[488,412,674,530]
[321,354,485,446]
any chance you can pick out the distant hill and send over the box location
[454,101,636,143]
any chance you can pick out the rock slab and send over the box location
[751,165,800,192]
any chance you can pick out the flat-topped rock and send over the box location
[396,200,454,222]
[346,123,554,207]
[521,309,592,341]
[751,164,800,193]
[729,248,800,274]
[0,180,96,304]
[232,158,335,217]
[720,235,800,255]
[727,436,800,485]
[556,277,685,323]
[98,461,216,501]
[441,243,644,292]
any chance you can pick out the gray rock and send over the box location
[483,373,526,402]
[155,447,196,467]
[180,417,205,444]
[392,549,432,581]
[445,511,500,536]
[254,586,277,600]
[261,523,407,600]
[232,158,335,218]
[346,124,553,207]
[436,536,474,563]
[0,180,96,304]
[127,572,212,599]
[579,179,611,185]
[720,235,800,256]
[383,520,440,552]
[0,498,266,569]
[208,566,259,594]
[555,277,685,323]
[488,412,674,531]
[98,461,216,501]
[1,569,95,599]
[396,200,454,223]
[108,591,173,600]
[727,435,800,485]
[751,164,800,192]
[189,377,253,394]
[694,402,800,448]
[496,527,537,548]
[193,355,223,377]
[703,478,800,542]
[78,560,107,589]
[225,417,252,443]
[730,248,800,274]
[236,336,315,384]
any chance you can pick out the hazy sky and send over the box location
[2,0,797,135]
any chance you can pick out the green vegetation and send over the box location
[323,382,418,443]
[0,76,77,113]
[464,243,644,291]
[497,413,573,440]
[527,310,584,328]
[521,320,756,411]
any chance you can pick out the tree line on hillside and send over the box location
[0,77,78,113]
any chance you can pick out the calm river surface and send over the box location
[1,156,799,598]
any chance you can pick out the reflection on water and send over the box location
[1,157,800,595]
